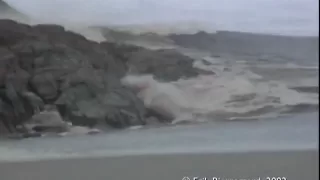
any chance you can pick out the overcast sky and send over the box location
[4,0,319,36]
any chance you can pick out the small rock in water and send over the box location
[24,105,68,133]
[87,128,101,135]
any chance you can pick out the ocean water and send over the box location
[0,112,318,162]
[0,0,319,162]
[0,48,318,162]
[122,55,318,123]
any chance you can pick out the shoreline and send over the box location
[0,149,318,180]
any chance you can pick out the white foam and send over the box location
[122,59,318,121]
[121,75,192,121]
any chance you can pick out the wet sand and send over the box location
[0,149,318,180]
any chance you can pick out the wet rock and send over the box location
[19,91,44,113]
[30,72,59,102]
[55,83,146,128]
[0,19,207,133]
[24,105,68,133]
[168,31,217,50]
[101,42,208,81]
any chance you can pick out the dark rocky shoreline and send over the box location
[0,19,208,137]
[1,0,318,138]
[1,18,318,138]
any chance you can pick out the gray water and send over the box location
[1,0,319,163]
[0,51,318,162]
[0,112,318,162]
[0,30,319,163]
[0,36,318,164]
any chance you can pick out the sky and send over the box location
[4,0,319,36]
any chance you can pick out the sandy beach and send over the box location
[0,149,318,180]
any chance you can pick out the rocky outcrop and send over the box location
[24,105,68,132]
[99,28,174,47]
[101,42,208,81]
[0,19,205,135]
[168,31,217,50]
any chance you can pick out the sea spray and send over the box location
[121,75,194,123]
[121,59,318,122]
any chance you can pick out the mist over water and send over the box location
[3,0,319,36]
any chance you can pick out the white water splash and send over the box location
[121,58,318,122]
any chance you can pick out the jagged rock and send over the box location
[24,105,68,133]
[30,72,59,101]
[0,98,16,133]
[55,84,146,128]
[19,91,44,113]
[0,19,206,134]
[101,42,209,81]
[168,31,217,50]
